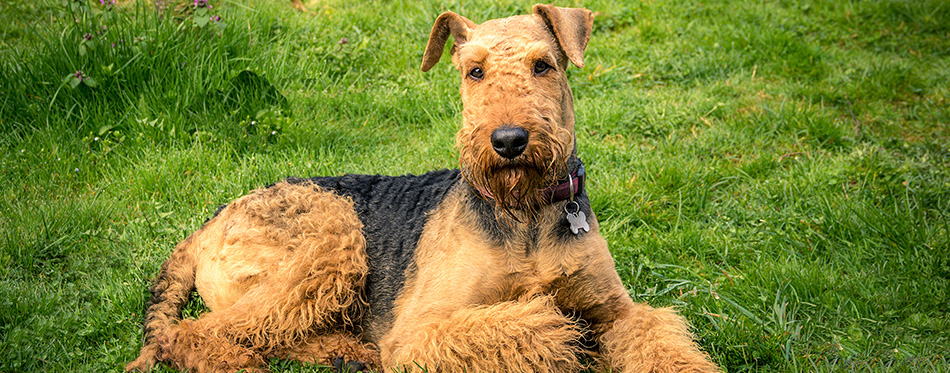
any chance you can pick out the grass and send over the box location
[0,0,948,371]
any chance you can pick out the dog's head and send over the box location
[422,5,593,210]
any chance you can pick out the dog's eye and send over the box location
[468,67,484,80]
[533,60,552,75]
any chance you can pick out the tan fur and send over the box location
[384,5,719,372]
[385,295,583,373]
[127,182,373,372]
[599,305,721,373]
[379,188,593,371]
[129,5,719,373]
[450,11,576,210]
[276,333,380,367]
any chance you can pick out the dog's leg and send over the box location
[154,317,268,373]
[597,303,720,373]
[155,226,369,373]
[381,296,583,373]
[200,187,368,351]
[156,262,366,373]
[126,234,199,372]
[136,183,370,372]
[559,238,719,373]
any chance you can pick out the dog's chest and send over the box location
[474,234,590,303]
[416,192,594,306]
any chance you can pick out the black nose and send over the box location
[491,126,529,159]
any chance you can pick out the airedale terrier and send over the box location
[127,5,720,373]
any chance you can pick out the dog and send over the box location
[126,4,720,372]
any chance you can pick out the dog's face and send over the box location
[422,5,593,209]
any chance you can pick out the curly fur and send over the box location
[128,182,372,373]
[456,90,572,212]
[277,333,381,367]
[385,296,583,372]
[297,170,461,343]
[213,182,368,348]
[128,5,719,373]
[597,304,719,372]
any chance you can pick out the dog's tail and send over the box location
[126,233,200,372]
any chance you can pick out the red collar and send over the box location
[539,164,585,203]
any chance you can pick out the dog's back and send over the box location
[291,169,461,341]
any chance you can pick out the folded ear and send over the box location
[532,4,594,68]
[421,12,478,72]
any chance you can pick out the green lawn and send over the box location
[1,0,948,371]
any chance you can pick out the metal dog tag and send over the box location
[565,202,589,234]
[567,210,589,234]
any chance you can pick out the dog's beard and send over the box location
[472,163,549,209]
[459,128,569,217]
